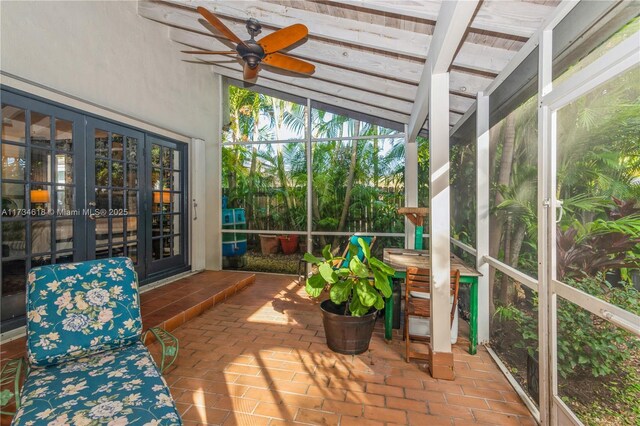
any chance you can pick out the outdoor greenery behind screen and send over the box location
[221,18,639,425]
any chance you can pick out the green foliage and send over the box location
[304,238,395,316]
[495,273,640,379]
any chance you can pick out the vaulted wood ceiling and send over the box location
[138,0,560,132]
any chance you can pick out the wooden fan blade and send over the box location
[262,53,315,74]
[258,24,308,54]
[197,6,246,46]
[243,63,259,80]
[181,50,236,55]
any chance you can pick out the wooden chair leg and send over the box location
[405,315,410,362]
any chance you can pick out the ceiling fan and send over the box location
[183,6,315,80]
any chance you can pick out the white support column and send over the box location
[476,92,490,343]
[306,98,313,260]
[537,28,553,426]
[429,69,454,379]
[190,138,206,272]
[404,124,417,249]
[208,73,223,270]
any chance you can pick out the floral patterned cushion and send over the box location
[11,342,181,426]
[26,257,143,367]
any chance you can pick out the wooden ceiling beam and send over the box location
[146,0,514,74]
[408,0,479,141]
[321,0,554,39]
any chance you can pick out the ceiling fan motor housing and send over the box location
[236,40,265,68]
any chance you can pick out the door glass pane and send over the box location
[55,119,73,151]
[2,105,26,143]
[30,185,52,211]
[2,143,26,180]
[111,189,124,210]
[2,221,26,256]
[151,145,160,166]
[31,220,51,253]
[127,243,138,264]
[95,129,109,158]
[95,160,108,186]
[127,191,138,214]
[2,259,26,321]
[56,219,73,251]
[127,216,137,239]
[112,217,124,243]
[162,147,172,168]
[95,188,108,210]
[2,182,26,213]
[55,186,74,211]
[30,148,51,182]
[112,162,123,187]
[152,238,160,260]
[126,137,137,163]
[127,166,138,188]
[55,153,73,184]
[555,66,640,310]
[112,134,124,160]
[96,217,109,245]
[173,235,181,256]
[30,112,51,147]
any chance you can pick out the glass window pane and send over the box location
[2,259,26,298]
[127,216,137,240]
[126,137,137,163]
[111,162,123,187]
[96,246,110,259]
[555,66,640,310]
[2,105,26,144]
[2,143,26,180]
[162,237,171,257]
[112,217,124,243]
[172,149,180,170]
[111,189,124,210]
[162,147,172,168]
[2,221,26,256]
[311,138,404,233]
[2,182,26,213]
[56,219,73,251]
[55,119,73,151]
[95,129,109,158]
[126,191,138,214]
[112,245,124,257]
[55,186,74,211]
[95,188,108,210]
[152,238,161,260]
[162,169,172,189]
[173,235,181,256]
[30,148,51,182]
[55,252,74,264]
[151,167,161,189]
[151,145,161,167]
[127,243,138,264]
[30,112,51,147]
[54,153,73,184]
[127,165,138,188]
[112,134,124,160]
[152,215,161,237]
[31,220,52,253]
[96,217,109,245]
[95,159,109,186]
[30,185,52,211]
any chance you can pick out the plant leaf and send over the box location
[305,273,325,297]
[358,237,371,260]
[369,257,395,276]
[303,253,324,264]
[319,263,337,283]
[373,269,392,298]
[356,280,377,307]
[348,293,368,317]
[330,279,352,304]
[322,244,333,261]
[349,257,369,278]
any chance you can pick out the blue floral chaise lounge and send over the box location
[9,257,182,425]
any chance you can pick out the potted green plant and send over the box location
[303,238,396,354]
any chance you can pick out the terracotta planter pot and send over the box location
[278,235,299,255]
[259,234,279,255]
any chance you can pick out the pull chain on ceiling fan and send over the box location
[183,6,315,80]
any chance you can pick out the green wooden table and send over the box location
[382,248,481,355]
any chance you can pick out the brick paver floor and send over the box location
[162,273,536,425]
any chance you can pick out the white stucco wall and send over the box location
[0,0,221,270]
